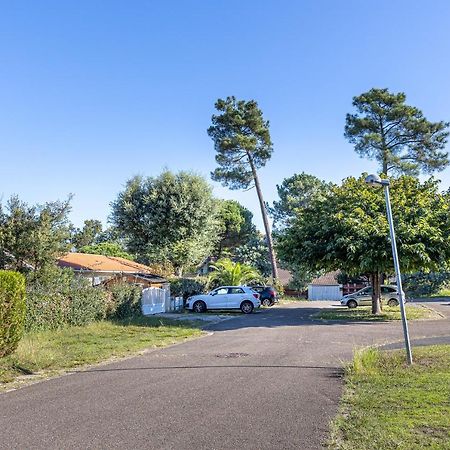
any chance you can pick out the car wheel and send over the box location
[262,298,272,307]
[240,300,254,314]
[388,298,399,307]
[193,301,206,313]
[347,299,357,309]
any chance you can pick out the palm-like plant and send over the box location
[209,258,261,286]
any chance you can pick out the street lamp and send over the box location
[365,174,413,365]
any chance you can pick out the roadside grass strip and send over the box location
[0,317,203,387]
[316,305,438,322]
[330,345,450,449]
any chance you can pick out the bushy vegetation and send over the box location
[402,271,450,297]
[25,267,108,332]
[169,277,209,300]
[0,271,26,357]
[105,282,142,319]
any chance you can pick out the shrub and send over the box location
[169,277,209,300]
[105,283,142,319]
[25,267,108,332]
[402,271,450,297]
[0,271,26,357]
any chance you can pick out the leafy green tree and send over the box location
[71,219,103,249]
[111,170,218,275]
[208,96,278,280]
[79,242,134,260]
[234,234,272,277]
[345,88,449,176]
[209,258,262,286]
[0,195,72,272]
[215,199,257,258]
[277,175,450,314]
[270,172,332,230]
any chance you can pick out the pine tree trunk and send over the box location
[371,272,382,315]
[247,154,279,281]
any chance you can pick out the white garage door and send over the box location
[308,285,342,301]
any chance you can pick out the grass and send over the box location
[315,305,438,321]
[0,316,203,387]
[430,288,450,298]
[330,345,450,449]
[278,295,308,304]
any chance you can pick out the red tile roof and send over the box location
[309,271,340,286]
[58,253,155,273]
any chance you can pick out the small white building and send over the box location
[308,271,342,301]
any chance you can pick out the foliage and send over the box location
[345,88,449,175]
[234,234,272,277]
[0,195,72,272]
[270,172,332,230]
[168,276,209,300]
[79,242,134,260]
[71,219,103,249]
[209,258,262,287]
[277,175,450,313]
[208,96,278,279]
[25,267,108,332]
[286,267,322,292]
[215,199,257,257]
[111,170,218,275]
[208,96,273,189]
[0,271,26,358]
[105,283,142,319]
[402,271,450,297]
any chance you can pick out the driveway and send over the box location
[0,301,449,449]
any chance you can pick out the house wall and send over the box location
[308,284,342,300]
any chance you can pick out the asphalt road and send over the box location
[1,301,449,450]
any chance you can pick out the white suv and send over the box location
[186,286,261,314]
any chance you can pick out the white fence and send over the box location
[141,287,171,315]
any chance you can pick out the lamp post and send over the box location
[365,174,413,365]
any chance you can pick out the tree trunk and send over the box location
[371,271,382,315]
[247,154,279,281]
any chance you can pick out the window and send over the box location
[360,287,372,295]
[381,286,396,293]
[215,288,228,295]
[229,288,244,295]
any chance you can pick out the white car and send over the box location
[186,286,261,314]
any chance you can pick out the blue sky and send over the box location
[1,1,450,230]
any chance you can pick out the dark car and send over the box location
[251,286,277,306]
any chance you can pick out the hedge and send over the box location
[0,271,26,358]
[25,268,108,332]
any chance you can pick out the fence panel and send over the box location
[141,287,170,315]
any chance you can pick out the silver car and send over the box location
[340,285,404,308]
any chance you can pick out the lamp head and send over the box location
[365,174,389,188]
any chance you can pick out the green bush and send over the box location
[25,267,108,332]
[0,271,26,357]
[169,277,209,300]
[106,283,142,319]
[402,271,450,297]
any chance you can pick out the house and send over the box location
[57,253,168,288]
[308,271,342,301]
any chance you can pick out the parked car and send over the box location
[251,286,278,306]
[185,286,261,314]
[340,285,405,308]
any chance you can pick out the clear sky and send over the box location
[1,0,450,230]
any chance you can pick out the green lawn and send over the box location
[330,345,450,449]
[316,305,438,321]
[0,316,203,387]
[278,295,307,304]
